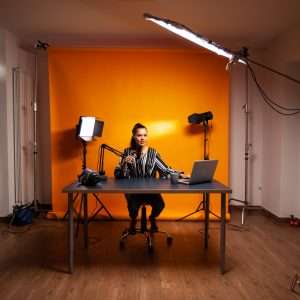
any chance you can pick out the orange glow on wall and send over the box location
[48,48,229,220]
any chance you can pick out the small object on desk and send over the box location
[170,172,179,184]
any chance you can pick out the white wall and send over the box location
[230,22,300,219]
[0,29,10,215]
[261,23,300,218]
[0,29,35,217]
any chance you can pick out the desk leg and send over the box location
[204,193,209,249]
[83,193,89,248]
[220,193,226,274]
[68,193,74,274]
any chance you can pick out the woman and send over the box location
[114,123,189,234]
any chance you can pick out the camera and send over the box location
[78,168,101,186]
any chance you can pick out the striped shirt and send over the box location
[114,147,178,179]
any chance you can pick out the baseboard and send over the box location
[0,204,291,223]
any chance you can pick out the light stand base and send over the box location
[229,198,261,226]
[176,195,221,222]
[30,199,60,221]
[290,274,300,292]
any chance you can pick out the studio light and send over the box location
[143,13,247,66]
[76,116,104,142]
[188,111,213,124]
[75,116,104,185]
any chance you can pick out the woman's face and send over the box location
[134,128,148,147]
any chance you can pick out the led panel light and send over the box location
[143,13,247,66]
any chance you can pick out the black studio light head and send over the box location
[188,111,213,124]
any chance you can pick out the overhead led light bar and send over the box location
[143,13,247,67]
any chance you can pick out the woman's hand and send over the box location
[121,155,135,170]
[124,155,135,164]
[179,173,190,179]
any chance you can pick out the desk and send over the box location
[62,178,231,274]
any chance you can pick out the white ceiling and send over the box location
[0,0,300,50]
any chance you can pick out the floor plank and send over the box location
[0,209,299,299]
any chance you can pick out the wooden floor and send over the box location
[0,209,299,300]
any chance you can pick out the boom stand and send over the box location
[228,66,252,226]
[176,120,220,221]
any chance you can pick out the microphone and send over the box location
[136,145,142,159]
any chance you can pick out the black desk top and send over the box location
[62,178,231,194]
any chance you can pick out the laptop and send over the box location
[178,160,218,185]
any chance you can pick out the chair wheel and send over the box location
[167,236,173,245]
[119,240,125,249]
[148,245,154,254]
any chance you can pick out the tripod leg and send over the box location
[290,274,300,291]
[89,193,114,221]
[176,196,205,221]
[76,194,84,238]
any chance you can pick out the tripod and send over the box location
[176,120,220,221]
[63,140,114,237]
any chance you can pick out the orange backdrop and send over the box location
[48,48,229,220]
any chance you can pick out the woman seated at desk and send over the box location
[114,122,189,234]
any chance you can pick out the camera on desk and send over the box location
[78,168,101,186]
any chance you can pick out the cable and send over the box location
[246,61,300,116]
[1,221,64,236]
[247,58,300,85]
[247,62,300,114]
[247,62,300,112]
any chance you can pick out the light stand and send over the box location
[75,139,114,236]
[31,40,52,216]
[229,66,252,225]
[143,13,300,228]
[176,116,220,221]
[63,117,113,234]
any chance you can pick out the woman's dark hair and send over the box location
[130,123,147,149]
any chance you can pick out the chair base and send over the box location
[119,226,173,253]
[120,204,172,253]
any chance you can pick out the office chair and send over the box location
[119,203,172,253]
